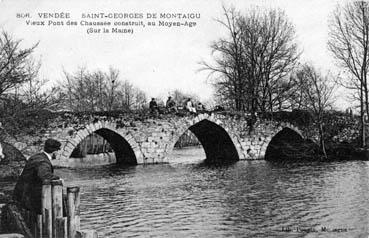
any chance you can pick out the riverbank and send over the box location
[326,143,369,161]
[265,138,369,162]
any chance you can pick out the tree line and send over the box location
[0,32,148,118]
[200,6,335,114]
[0,32,150,137]
[201,2,369,154]
[60,67,147,112]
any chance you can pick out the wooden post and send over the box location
[75,189,80,232]
[51,179,63,238]
[67,187,80,238]
[42,180,52,238]
[76,230,98,238]
[55,217,67,238]
[36,214,43,238]
[30,212,36,237]
[44,211,51,238]
[25,209,32,233]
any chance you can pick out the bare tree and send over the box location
[20,67,61,111]
[200,7,246,111]
[105,67,120,111]
[91,70,105,111]
[0,31,38,100]
[0,32,60,115]
[118,80,134,110]
[238,7,300,113]
[293,64,336,158]
[132,88,147,110]
[117,80,147,110]
[59,67,147,112]
[61,68,75,111]
[60,67,88,111]
[171,89,200,107]
[328,1,369,147]
[0,32,66,136]
[201,6,299,113]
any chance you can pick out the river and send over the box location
[2,147,369,237]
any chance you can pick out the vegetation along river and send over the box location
[2,147,369,237]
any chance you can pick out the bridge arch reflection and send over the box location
[167,116,241,163]
[57,122,144,167]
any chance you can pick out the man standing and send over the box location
[13,139,61,214]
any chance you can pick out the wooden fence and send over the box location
[14,179,97,238]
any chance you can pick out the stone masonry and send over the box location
[10,112,305,167]
[43,113,304,167]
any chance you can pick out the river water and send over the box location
[2,147,369,237]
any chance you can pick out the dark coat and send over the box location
[12,152,59,214]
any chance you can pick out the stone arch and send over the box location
[166,113,241,163]
[232,122,305,160]
[57,121,143,166]
[279,122,304,138]
[263,126,305,160]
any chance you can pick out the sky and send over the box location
[0,0,352,108]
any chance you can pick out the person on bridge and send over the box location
[185,98,196,114]
[196,102,205,112]
[149,98,159,116]
[166,96,177,113]
[13,139,62,214]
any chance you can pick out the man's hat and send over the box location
[44,139,61,153]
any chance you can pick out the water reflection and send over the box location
[53,150,369,237]
[3,147,369,237]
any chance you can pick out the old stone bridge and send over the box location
[27,112,309,167]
